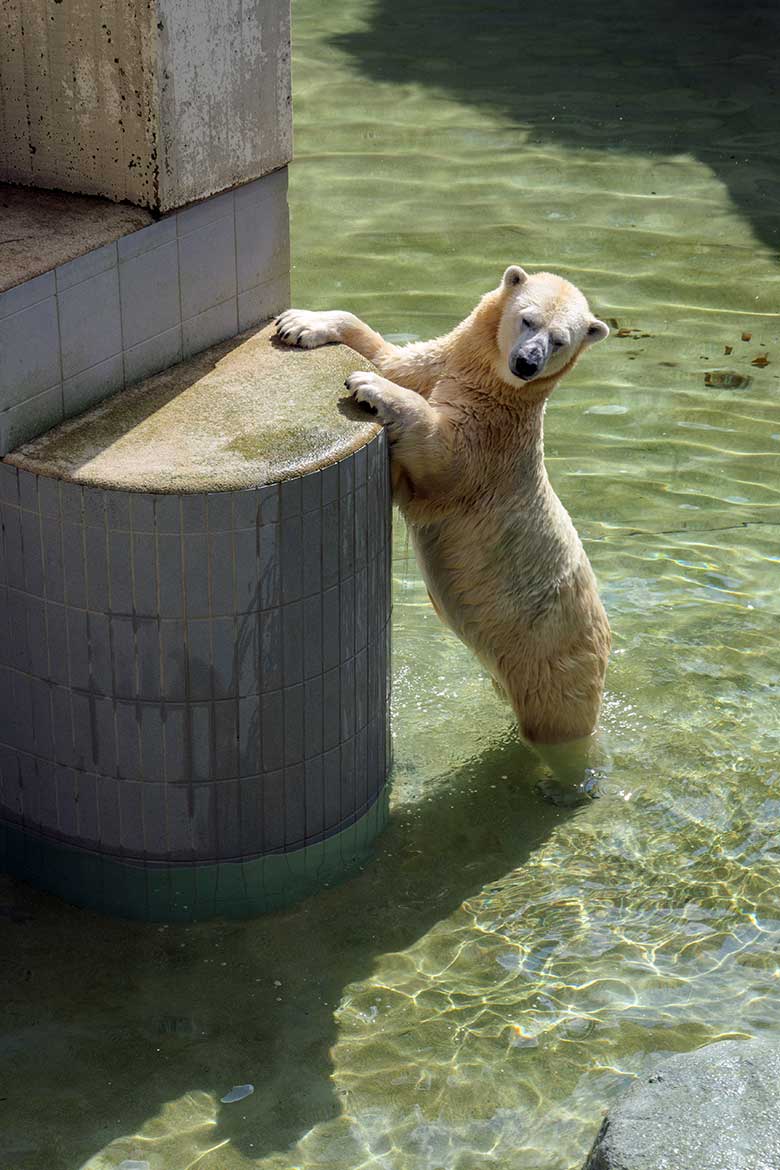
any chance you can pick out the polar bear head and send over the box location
[495,265,609,386]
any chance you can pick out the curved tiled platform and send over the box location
[0,325,392,919]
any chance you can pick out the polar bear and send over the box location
[276,266,611,788]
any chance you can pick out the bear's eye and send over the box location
[552,338,564,349]
[522,316,535,329]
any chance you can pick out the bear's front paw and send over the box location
[275,309,343,349]
[343,370,400,427]
[345,370,385,409]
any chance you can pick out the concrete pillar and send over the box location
[0,325,393,920]
[0,0,291,212]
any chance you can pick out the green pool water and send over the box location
[2,1,780,1168]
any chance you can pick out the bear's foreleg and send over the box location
[276,309,444,395]
[276,309,399,366]
[345,370,453,489]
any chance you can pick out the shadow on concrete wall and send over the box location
[332,0,780,254]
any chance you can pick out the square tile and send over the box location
[131,531,157,614]
[181,298,238,360]
[176,190,235,237]
[108,529,133,613]
[55,242,117,292]
[154,494,181,533]
[235,184,289,293]
[142,783,168,856]
[163,704,187,782]
[304,756,324,842]
[41,519,65,603]
[62,521,86,607]
[116,702,142,780]
[236,611,260,697]
[283,600,304,685]
[0,298,60,412]
[118,217,177,263]
[164,744,192,838]
[161,622,186,701]
[186,619,212,701]
[261,690,283,772]
[130,493,155,532]
[213,700,238,780]
[58,267,122,379]
[260,607,283,692]
[280,514,302,603]
[284,763,305,847]
[209,530,234,615]
[157,533,184,617]
[323,666,340,751]
[140,705,165,782]
[216,780,241,858]
[239,695,260,777]
[20,507,44,595]
[262,769,285,852]
[105,491,131,530]
[63,353,124,418]
[190,779,217,855]
[183,533,209,617]
[0,461,18,503]
[239,776,261,853]
[304,675,324,758]
[207,492,233,532]
[259,484,279,525]
[2,501,23,590]
[181,495,206,533]
[119,239,180,349]
[87,610,112,694]
[302,594,323,679]
[0,272,55,321]
[178,214,236,321]
[136,619,162,699]
[189,702,214,786]
[124,325,182,387]
[284,684,304,765]
[59,481,83,524]
[238,274,290,332]
[212,616,237,698]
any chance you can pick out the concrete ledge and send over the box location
[0,183,153,295]
[6,323,379,491]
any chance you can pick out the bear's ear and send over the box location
[584,318,609,345]
[502,265,528,289]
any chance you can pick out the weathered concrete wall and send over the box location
[0,0,291,212]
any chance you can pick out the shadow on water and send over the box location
[332,0,780,254]
[0,734,577,1166]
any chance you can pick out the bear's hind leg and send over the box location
[506,678,608,805]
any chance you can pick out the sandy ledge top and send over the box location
[5,323,380,493]
[0,183,154,294]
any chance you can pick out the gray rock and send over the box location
[584,1040,780,1170]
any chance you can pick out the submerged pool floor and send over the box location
[2,1,780,1167]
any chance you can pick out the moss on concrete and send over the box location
[5,324,380,491]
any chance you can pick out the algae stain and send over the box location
[226,424,334,464]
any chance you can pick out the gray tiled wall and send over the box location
[0,169,290,456]
[0,429,392,865]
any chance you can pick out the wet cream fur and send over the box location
[276,267,611,750]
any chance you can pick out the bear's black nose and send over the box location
[512,356,539,380]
